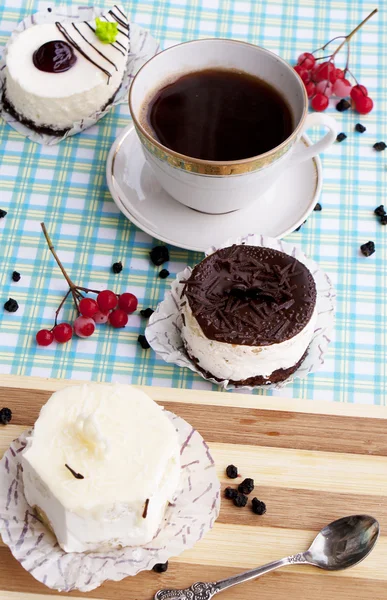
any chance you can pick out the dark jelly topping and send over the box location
[33,40,77,73]
[183,245,316,346]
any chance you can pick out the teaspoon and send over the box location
[154,515,379,600]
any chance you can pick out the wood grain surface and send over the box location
[0,374,386,600]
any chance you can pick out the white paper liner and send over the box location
[0,5,159,145]
[0,411,220,592]
[146,233,336,390]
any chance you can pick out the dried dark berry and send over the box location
[140,308,154,318]
[225,487,238,500]
[112,261,123,274]
[294,220,307,232]
[0,209,7,219]
[238,478,254,495]
[4,298,18,312]
[373,142,386,152]
[150,246,169,266]
[336,133,347,143]
[226,464,238,479]
[360,241,375,257]
[355,123,366,133]
[153,561,168,573]
[336,99,351,112]
[233,493,248,508]
[12,271,21,282]
[0,408,12,425]
[314,202,322,212]
[374,205,386,217]
[138,334,150,349]
[159,269,170,279]
[381,215,387,226]
[252,497,267,515]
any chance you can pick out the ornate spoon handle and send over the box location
[154,553,308,600]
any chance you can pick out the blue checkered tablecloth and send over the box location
[0,0,386,404]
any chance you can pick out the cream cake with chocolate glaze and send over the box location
[180,245,317,385]
[22,383,181,553]
[3,5,129,135]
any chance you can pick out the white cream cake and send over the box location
[3,5,129,135]
[22,383,181,553]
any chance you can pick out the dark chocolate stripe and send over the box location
[84,21,126,55]
[72,23,117,71]
[55,22,112,82]
[114,4,128,21]
[109,8,129,29]
[102,14,129,38]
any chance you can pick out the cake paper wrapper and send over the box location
[0,6,159,145]
[0,411,220,592]
[146,233,336,390]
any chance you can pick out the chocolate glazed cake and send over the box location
[180,245,317,386]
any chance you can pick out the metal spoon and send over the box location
[154,515,379,600]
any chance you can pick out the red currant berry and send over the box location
[333,78,352,98]
[79,297,99,318]
[335,68,345,79]
[36,329,54,346]
[314,61,337,83]
[305,81,316,99]
[118,292,138,314]
[53,323,73,343]
[93,310,109,324]
[315,80,333,97]
[97,290,118,313]
[294,65,310,83]
[109,309,128,328]
[355,95,374,114]
[311,93,329,112]
[74,316,95,338]
[297,52,315,70]
[351,84,368,101]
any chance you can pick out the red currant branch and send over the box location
[41,221,103,320]
[37,223,139,346]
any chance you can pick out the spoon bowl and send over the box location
[304,515,380,571]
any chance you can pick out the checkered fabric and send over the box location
[0,0,386,404]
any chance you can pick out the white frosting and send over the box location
[181,302,317,381]
[5,7,128,129]
[22,384,181,553]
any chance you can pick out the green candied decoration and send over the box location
[95,17,118,44]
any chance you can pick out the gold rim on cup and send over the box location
[129,39,309,176]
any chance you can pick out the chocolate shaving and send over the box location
[142,498,150,518]
[182,246,316,345]
[65,464,84,479]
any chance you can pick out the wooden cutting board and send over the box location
[0,374,387,600]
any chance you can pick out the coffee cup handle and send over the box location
[288,112,338,166]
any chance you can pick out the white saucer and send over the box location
[106,125,322,252]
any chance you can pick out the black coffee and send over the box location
[145,68,293,161]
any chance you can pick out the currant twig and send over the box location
[53,288,72,327]
[331,8,377,59]
[41,223,77,290]
[76,285,102,295]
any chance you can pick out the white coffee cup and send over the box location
[129,39,338,215]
